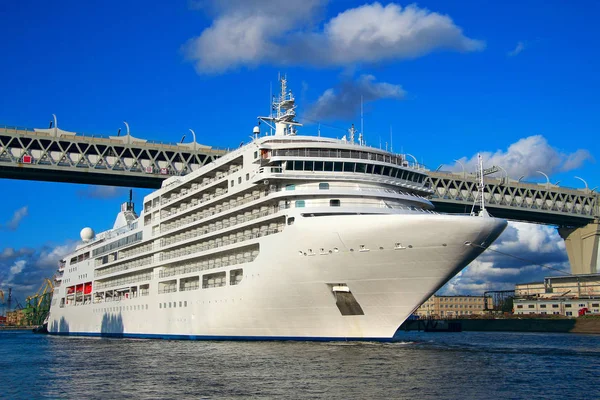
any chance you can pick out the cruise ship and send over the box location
[47,78,507,341]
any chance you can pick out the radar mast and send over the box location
[259,75,302,136]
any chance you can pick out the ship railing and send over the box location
[95,256,153,277]
[161,189,229,220]
[158,287,177,294]
[179,284,200,292]
[160,207,281,247]
[158,253,256,279]
[160,190,268,234]
[203,281,226,289]
[160,166,241,207]
[95,272,153,290]
[159,228,279,262]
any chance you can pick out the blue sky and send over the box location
[0,1,598,302]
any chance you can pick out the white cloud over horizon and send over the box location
[446,135,593,180]
[185,1,485,73]
[0,241,77,304]
[441,221,569,296]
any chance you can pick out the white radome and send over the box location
[80,227,95,242]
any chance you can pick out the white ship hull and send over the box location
[47,77,507,341]
[48,213,505,340]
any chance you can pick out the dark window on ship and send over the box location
[330,199,341,207]
[333,162,343,172]
[294,161,303,170]
[382,166,390,176]
[343,162,355,172]
[184,301,187,307]
[231,180,234,187]
[238,177,242,184]
[366,164,373,174]
[356,163,366,173]
[324,161,334,172]
[254,151,258,159]
[285,184,295,191]
[287,217,295,225]
[373,165,382,175]
[319,183,329,190]
[286,160,294,170]
[295,200,305,208]
[314,161,324,171]
[305,161,314,171]
[246,173,249,181]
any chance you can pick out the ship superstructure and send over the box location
[48,77,506,340]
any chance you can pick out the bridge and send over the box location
[0,124,227,187]
[1,123,598,275]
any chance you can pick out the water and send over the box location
[1,330,599,399]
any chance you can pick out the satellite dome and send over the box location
[80,227,95,242]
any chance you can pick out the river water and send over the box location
[1,330,598,399]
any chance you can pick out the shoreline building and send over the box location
[513,274,600,317]
[415,295,493,318]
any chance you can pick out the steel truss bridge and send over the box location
[1,124,598,225]
[0,125,227,188]
[428,172,599,227]
[2,123,598,274]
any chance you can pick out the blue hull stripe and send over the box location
[47,331,397,342]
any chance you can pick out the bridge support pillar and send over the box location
[558,221,600,275]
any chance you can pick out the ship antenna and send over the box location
[360,95,364,140]
[390,125,393,153]
[471,154,488,216]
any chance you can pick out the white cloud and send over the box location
[2,206,28,231]
[305,74,405,121]
[446,135,593,179]
[77,185,127,199]
[508,41,525,57]
[441,221,569,295]
[0,241,77,301]
[185,1,484,73]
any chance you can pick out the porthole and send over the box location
[408,245,413,248]
[333,247,339,253]
[379,246,384,250]
[442,243,447,247]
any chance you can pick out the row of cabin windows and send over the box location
[286,183,329,191]
[294,199,339,208]
[285,160,425,184]
[271,148,403,166]
[70,252,90,265]
[231,173,251,187]
[92,232,143,257]
[516,303,596,309]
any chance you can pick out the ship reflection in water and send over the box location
[1,330,598,399]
